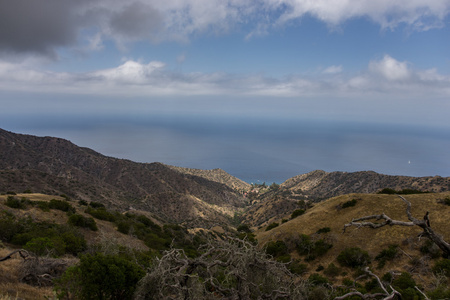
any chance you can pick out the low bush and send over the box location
[291,209,305,219]
[85,207,117,222]
[5,196,28,209]
[375,244,398,268]
[337,247,371,268]
[296,234,332,261]
[49,199,75,214]
[89,201,105,208]
[433,259,450,277]
[323,263,340,278]
[237,224,251,233]
[265,222,279,231]
[316,227,331,234]
[55,253,145,300]
[265,240,288,257]
[308,273,329,286]
[68,214,98,231]
[341,199,357,209]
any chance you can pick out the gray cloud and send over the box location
[109,2,163,41]
[0,0,448,58]
[0,0,86,57]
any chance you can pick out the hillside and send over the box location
[166,165,250,192]
[255,192,450,288]
[0,128,247,227]
[282,170,450,200]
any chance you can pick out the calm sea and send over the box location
[3,115,450,183]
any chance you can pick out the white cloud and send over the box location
[323,65,343,74]
[1,0,448,58]
[0,55,449,98]
[368,55,411,81]
[263,0,450,31]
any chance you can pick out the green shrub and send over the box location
[297,235,332,261]
[79,200,88,206]
[49,199,74,213]
[420,239,442,259]
[5,196,27,209]
[316,227,331,234]
[378,188,397,194]
[68,214,98,231]
[296,234,313,256]
[323,263,340,278]
[288,260,307,275]
[378,188,428,195]
[117,221,131,234]
[36,201,50,211]
[291,209,305,219]
[89,201,105,208]
[443,197,450,206]
[24,236,66,257]
[337,247,371,268]
[265,222,279,231]
[341,199,357,209]
[433,259,450,277]
[237,224,251,233]
[265,240,288,257]
[60,231,87,255]
[308,273,329,285]
[55,253,145,300]
[0,211,21,241]
[86,207,117,222]
[392,272,420,300]
[375,244,398,268]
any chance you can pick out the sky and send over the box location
[1,0,450,181]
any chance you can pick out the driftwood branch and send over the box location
[0,249,30,262]
[343,195,450,257]
[334,267,401,300]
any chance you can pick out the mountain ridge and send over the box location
[2,128,450,228]
[0,128,248,227]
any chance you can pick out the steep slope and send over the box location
[166,165,250,192]
[256,192,450,282]
[0,128,247,227]
[282,170,450,200]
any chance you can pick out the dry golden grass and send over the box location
[256,192,450,283]
[0,248,54,300]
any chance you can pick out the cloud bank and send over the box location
[0,55,449,99]
[1,0,449,57]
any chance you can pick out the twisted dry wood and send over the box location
[343,195,450,257]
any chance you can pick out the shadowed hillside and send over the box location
[282,170,450,200]
[0,128,247,227]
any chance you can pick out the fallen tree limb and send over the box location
[0,249,29,262]
[343,195,450,257]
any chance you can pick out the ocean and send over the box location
[3,115,449,183]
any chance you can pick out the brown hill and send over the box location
[167,165,250,192]
[0,128,247,227]
[256,192,450,286]
[282,170,450,200]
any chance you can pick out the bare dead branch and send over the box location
[135,237,309,300]
[0,249,30,262]
[334,267,402,300]
[414,286,430,300]
[343,195,450,257]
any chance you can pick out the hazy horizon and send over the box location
[3,115,449,184]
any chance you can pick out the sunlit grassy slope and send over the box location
[256,192,450,278]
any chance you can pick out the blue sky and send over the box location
[1,0,450,179]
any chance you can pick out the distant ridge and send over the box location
[282,169,449,200]
[0,128,247,227]
[166,165,250,191]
